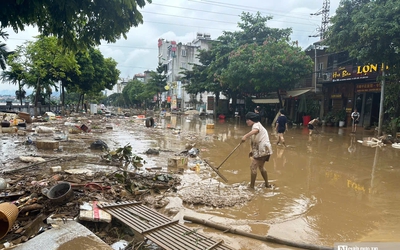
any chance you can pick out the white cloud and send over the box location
[1,0,341,93]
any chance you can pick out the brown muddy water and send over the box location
[1,114,400,250]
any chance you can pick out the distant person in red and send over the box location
[275,109,288,147]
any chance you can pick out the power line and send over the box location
[152,2,316,22]
[142,11,237,25]
[187,0,317,19]
[142,9,319,27]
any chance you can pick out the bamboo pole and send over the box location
[183,215,333,250]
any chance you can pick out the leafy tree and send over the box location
[221,39,313,100]
[0,29,12,70]
[0,46,27,107]
[181,12,309,112]
[20,36,77,116]
[122,79,147,108]
[1,0,152,50]
[106,93,126,108]
[67,48,120,111]
[147,63,167,109]
[325,0,400,134]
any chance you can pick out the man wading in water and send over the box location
[242,112,273,189]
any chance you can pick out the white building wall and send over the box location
[157,33,216,110]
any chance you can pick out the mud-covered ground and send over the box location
[0,110,254,249]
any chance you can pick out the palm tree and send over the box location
[0,29,13,70]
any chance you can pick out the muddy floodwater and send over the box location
[1,114,400,250]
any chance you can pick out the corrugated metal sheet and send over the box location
[98,201,233,250]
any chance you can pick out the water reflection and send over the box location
[2,115,399,248]
[176,116,400,248]
[348,135,357,154]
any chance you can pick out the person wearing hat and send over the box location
[242,112,273,189]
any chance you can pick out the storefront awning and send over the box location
[252,98,280,104]
[286,88,313,98]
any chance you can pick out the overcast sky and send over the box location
[1,0,340,93]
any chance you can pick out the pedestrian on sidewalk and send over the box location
[351,108,360,132]
[275,109,288,147]
[241,112,273,189]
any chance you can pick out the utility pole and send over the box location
[310,0,330,40]
[378,66,385,136]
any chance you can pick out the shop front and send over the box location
[354,83,381,127]
[322,63,382,127]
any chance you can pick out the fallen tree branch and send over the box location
[19,204,44,214]
[4,157,73,174]
[183,215,333,250]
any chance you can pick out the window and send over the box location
[181,49,187,57]
[181,62,187,69]
[318,62,324,78]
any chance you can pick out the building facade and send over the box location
[306,44,382,128]
[157,33,214,111]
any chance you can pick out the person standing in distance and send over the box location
[275,109,288,147]
[351,108,360,132]
[241,112,273,189]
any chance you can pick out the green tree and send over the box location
[106,93,126,108]
[0,46,27,107]
[122,79,147,108]
[325,0,400,134]
[67,48,120,112]
[22,36,77,116]
[0,29,12,70]
[222,39,313,102]
[181,12,308,113]
[147,63,167,109]
[1,0,152,50]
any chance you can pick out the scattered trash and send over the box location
[19,156,46,163]
[111,240,129,250]
[50,166,62,173]
[80,124,90,132]
[35,126,54,133]
[17,112,32,123]
[392,143,400,149]
[167,157,188,168]
[1,120,10,127]
[145,148,160,155]
[79,201,112,223]
[43,112,56,120]
[46,182,74,205]
[0,178,7,190]
[188,147,199,157]
[0,203,19,240]
[90,139,109,150]
[206,124,214,129]
[358,137,385,147]
[145,117,155,127]
[35,140,60,150]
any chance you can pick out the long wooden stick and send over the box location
[216,142,242,170]
[4,157,68,173]
[183,215,333,250]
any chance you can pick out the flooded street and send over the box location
[1,114,399,249]
[152,116,400,249]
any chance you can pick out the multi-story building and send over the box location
[305,42,382,128]
[157,33,214,110]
